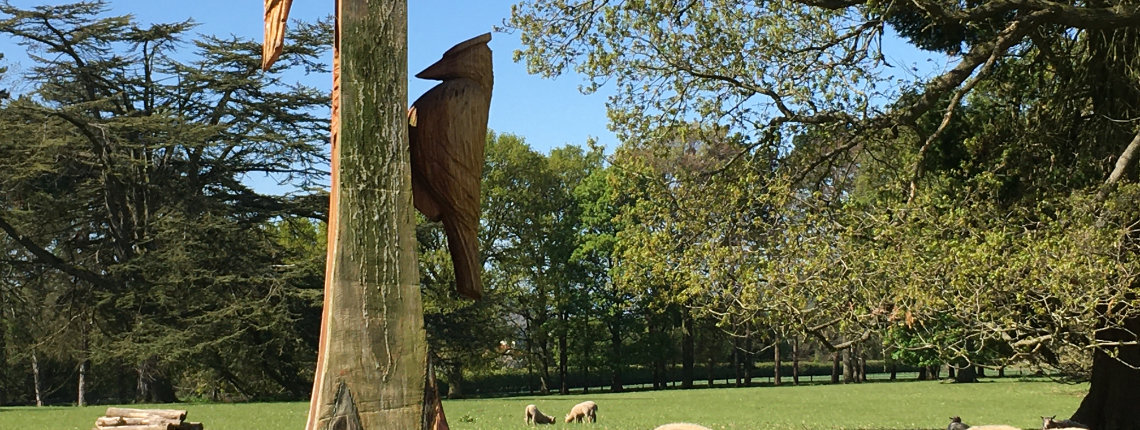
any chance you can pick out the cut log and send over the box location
[97,416,180,427]
[94,425,173,430]
[95,416,127,426]
[174,422,204,430]
[104,408,187,421]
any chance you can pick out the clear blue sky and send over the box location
[0,0,617,155]
[1,1,945,160]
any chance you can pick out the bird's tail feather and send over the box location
[443,217,482,300]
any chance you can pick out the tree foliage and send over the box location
[509,1,1140,426]
[0,0,330,402]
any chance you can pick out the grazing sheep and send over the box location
[1042,416,1089,429]
[525,404,555,425]
[653,423,712,430]
[564,400,598,423]
[948,416,970,430]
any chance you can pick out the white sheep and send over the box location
[525,404,555,425]
[653,423,712,430]
[1042,416,1089,430]
[564,400,598,423]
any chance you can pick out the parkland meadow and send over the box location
[0,378,1087,430]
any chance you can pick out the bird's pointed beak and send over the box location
[415,56,456,81]
[262,0,294,71]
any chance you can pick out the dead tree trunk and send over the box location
[303,2,431,429]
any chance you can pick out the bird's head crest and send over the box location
[416,32,493,85]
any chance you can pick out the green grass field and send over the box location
[0,378,1087,430]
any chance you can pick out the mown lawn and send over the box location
[0,378,1087,430]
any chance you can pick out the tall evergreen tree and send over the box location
[0,1,330,401]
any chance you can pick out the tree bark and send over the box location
[742,336,753,386]
[732,336,743,387]
[791,337,800,385]
[444,366,464,399]
[558,312,569,395]
[955,361,976,383]
[609,320,623,392]
[78,326,89,407]
[842,349,854,383]
[135,358,177,403]
[858,345,866,382]
[304,1,431,429]
[650,317,665,389]
[773,335,782,386]
[78,357,88,407]
[706,353,715,387]
[32,349,43,407]
[830,350,840,384]
[539,343,551,394]
[681,309,694,389]
[1072,315,1140,430]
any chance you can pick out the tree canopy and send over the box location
[508,0,1140,427]
[0,0,331,402]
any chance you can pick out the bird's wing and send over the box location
[409,79,489,222]
[262,0,293,71]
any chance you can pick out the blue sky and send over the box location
[0,0,616,155]
[0,1,946,163]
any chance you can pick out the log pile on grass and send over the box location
[93,407,203,430]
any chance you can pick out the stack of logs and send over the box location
[93,407,204,430]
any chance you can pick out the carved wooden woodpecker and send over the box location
[261,2,490,300]
[408,33,493,300]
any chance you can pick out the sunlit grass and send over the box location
[0,378,1087,430]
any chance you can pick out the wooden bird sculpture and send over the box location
[408,33,493,300]
[260,1,490,300]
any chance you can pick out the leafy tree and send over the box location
[509,1,1140,426]
[572,160,636,391]
[479,132,603,394]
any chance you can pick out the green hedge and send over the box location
[444,361,924,397]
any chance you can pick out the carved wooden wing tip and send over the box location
[262,0,294,71]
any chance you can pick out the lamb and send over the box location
[564,400,598,423]
[948,416,970,430]
[653,423,712,430]
[1042,416,1089,430]
[525,404,555,425]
